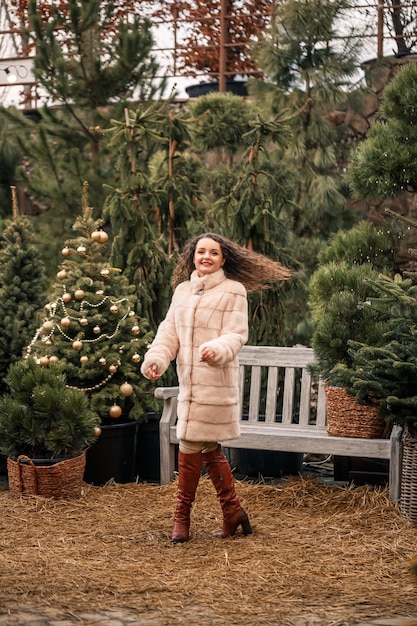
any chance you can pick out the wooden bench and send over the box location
[155,345,402,500]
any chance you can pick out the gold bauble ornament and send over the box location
[108,364,118,374]
[42,320,54,331]
[80,355,89,364]
[72,340,83,350]
[91,230,108,244]
[61,317,71,328]
[74,289,85,300]
[49,356,59,364]
[100,269,110,279]
[80,317,88,326]
[110,304,118,314]
[57,269,67,280]
[39,356,50,367]
[77,246,87,255]
[120,382,134,397]
[109,404,122,419]
[99,357,106,365]
[45,303,52,312]
[128,310,135,317]
[93,326,101,334]
[62,292,72,303]
[94,426,102,437]
[131,353,141,363]
[131,325,140,335]
[62,246,70,256]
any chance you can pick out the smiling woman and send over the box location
[141,231,292,543]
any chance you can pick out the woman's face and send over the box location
[193,237,224,276]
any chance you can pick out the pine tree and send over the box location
[191,94,300,344]
[348,62,417,200]
[0,0,165,273]
[0,187,47,392]
[25,183,156,425]
[337,62,417,434]
[331,269,417,437]
[252,0,365,238]
[102,101,209,331]
[0,357,100,459]
[308,220,401,381]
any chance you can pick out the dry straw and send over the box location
[0,475,416,625]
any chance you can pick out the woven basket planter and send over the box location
[325,385,387,439]
[400,428,417,521]
[7,452,86,499]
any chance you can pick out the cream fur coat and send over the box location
[141,269,248,442]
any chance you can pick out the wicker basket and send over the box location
[400,428,417,521]
[325,385,387,439]
[7,452,86,499]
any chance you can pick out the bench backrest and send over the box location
[238,345,326,428]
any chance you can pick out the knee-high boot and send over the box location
[171,450,202,543]
[202,445,252,538]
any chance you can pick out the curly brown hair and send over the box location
[171,233,293,292]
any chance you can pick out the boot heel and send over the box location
[241,516,252,535]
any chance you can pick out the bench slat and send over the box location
[248,365,261,422]
[299,369,312,426]
[265,366,278,423]
[316,381,327,428]
[282,367,295,425]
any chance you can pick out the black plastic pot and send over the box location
[84,420,138,486]
[136,415,161,482]
[224,412,303,478]
[225,448,303,478]
[185,80,248,98]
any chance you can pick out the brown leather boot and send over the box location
[203,445,252,538]
[171,450,202,543]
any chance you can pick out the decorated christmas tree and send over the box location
[26,182,155,426]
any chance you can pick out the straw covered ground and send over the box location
[0,475,417,625]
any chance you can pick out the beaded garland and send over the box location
[26,281,141,394]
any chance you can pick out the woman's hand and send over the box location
[200,347,215,363]
[145,364,160,380]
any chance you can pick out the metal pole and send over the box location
[219,0,227,91]
[377,0,384,60]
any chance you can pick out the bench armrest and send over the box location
[155,387,179,484]
[154,386,179,401]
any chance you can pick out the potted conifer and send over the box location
[0,357,100,498]
[341,60,417,516]
[308,220,400,438]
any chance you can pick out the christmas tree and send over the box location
[26,182,155,426]
[0,187,47,392]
